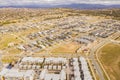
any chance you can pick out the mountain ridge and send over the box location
[0,3,120,9]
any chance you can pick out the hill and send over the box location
[0,3,120,9]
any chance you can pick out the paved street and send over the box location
[88,39,110,80]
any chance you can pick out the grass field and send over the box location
[99,43,120,80]
[8,48,21,54]
[51,42,80,54]
[1,55,19,63]
[0,34,21,49]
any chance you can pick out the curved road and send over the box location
[88,39,111,80]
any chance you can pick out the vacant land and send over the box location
[85,16,105,23]
[116,37,120,41]
[0,34,21,49]
[99,43,120,80]
[8,48,21,54]
[1,55,20,63]
[79,9,120,20]
[51,42,80,54]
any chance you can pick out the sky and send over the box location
[0,0,120,6]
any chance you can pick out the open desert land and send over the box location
[98,43,120,80]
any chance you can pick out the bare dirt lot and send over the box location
[51,42,81,54]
